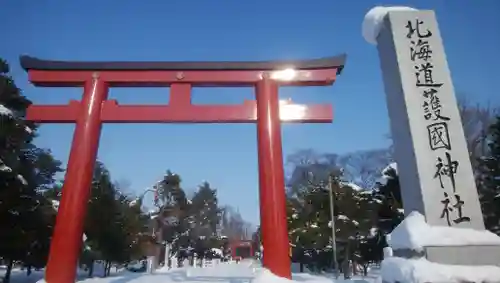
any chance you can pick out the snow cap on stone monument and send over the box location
[362,6,418,45]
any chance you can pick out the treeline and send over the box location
[45,166,252,275]
[134,170,252,268]
[44,161,149,277]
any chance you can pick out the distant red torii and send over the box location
[20,54,346,282]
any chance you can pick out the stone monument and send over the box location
[362,5,500,268]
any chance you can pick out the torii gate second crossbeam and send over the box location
[20,54,346,282]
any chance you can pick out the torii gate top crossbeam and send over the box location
[21,55,346,123]
[20,55,346,87]
[21,55,346,71]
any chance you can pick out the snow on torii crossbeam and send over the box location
[20,54,346,283]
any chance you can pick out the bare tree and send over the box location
[457,97,499,173]
[286,149,392,193]
[286,149,321,166]
[114,178,132,195]
[220,205,251,240]
[287,98,499,193]
[337,149,392,190]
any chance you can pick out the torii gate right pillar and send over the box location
[256,77,289,270]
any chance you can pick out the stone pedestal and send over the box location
[383,212,500,282]
[393,245,500,266]
[425,245,500,267]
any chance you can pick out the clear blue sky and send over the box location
[2,0,499,224]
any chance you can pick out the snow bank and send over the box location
[362,6,418,45]
[253,270,293,283]
[389,211,500,251]
[382,257,500,283]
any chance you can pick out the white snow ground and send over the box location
[79,261,380,283]
[0,263,112,283]
[2,260,381,283]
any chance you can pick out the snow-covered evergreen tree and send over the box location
[0,58,32,186]
[476,116,500,235]
[0,58,62,283]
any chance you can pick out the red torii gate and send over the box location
[20,55,345,282]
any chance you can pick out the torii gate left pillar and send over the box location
[20,55,346,283]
